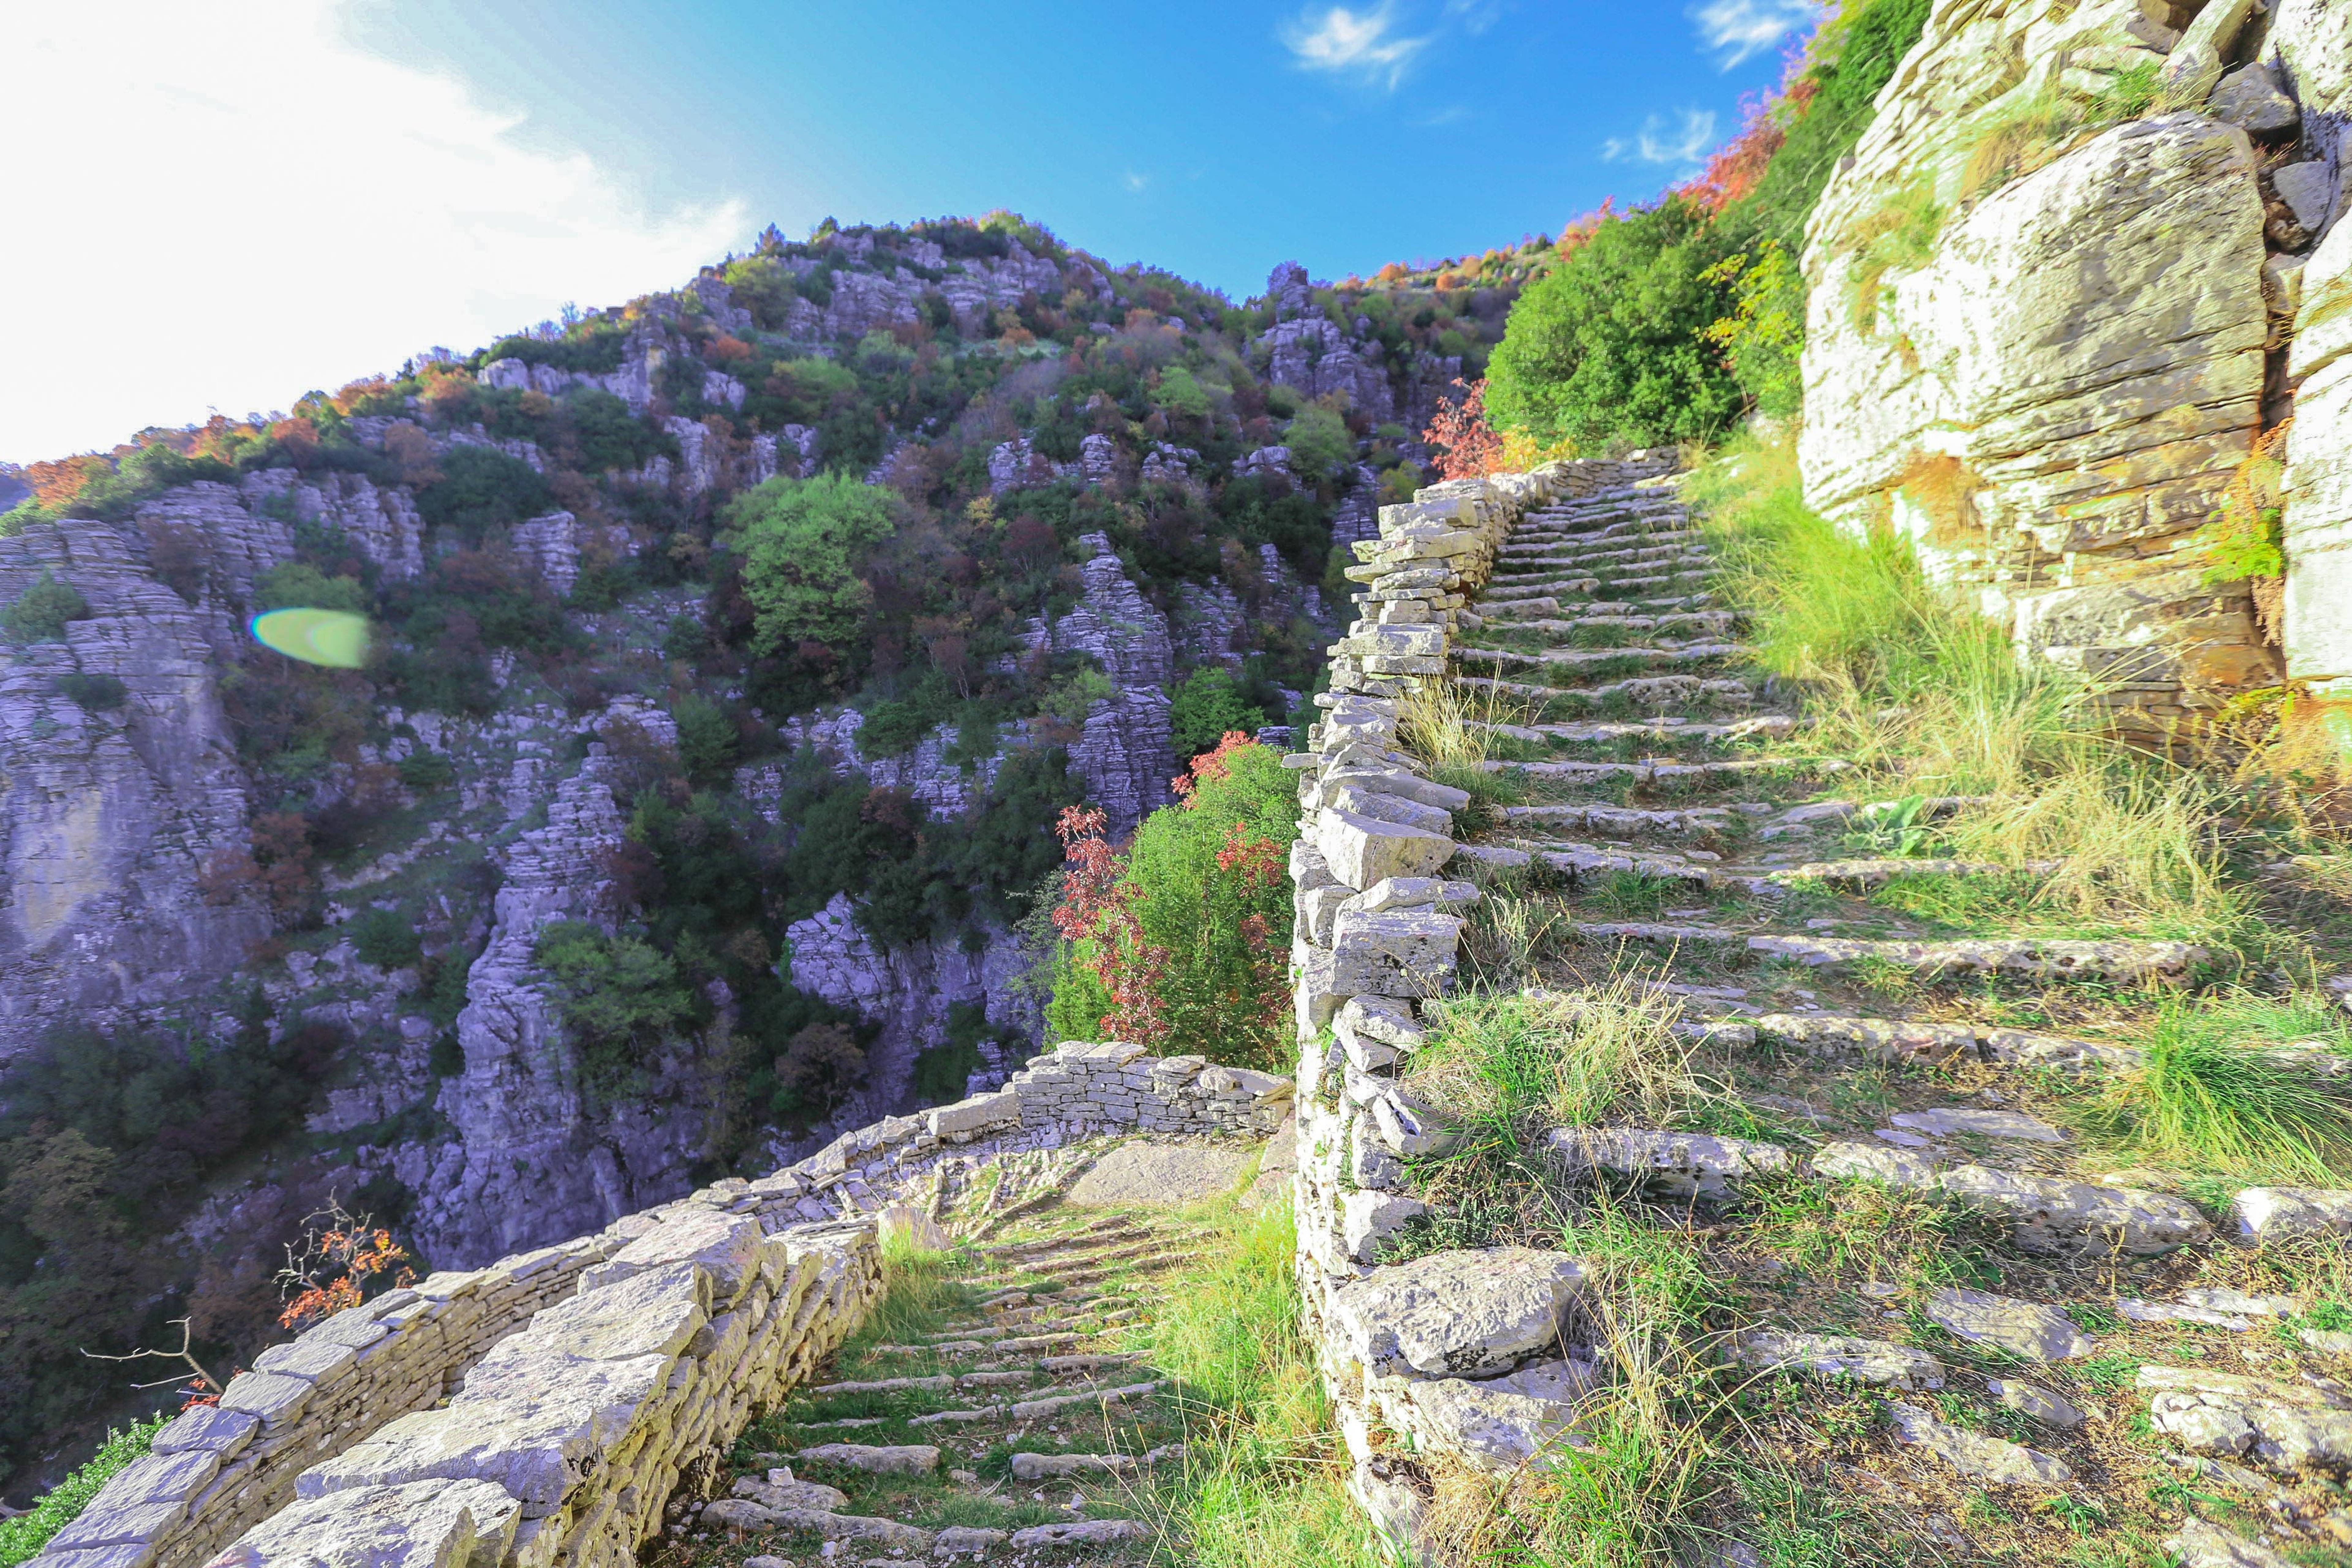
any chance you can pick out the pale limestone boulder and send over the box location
[2139,1364,2352,1470]
[1329,907,1463,996]
[2286,189,2352,696]
[731,1470,848,1511]
[1382,1357,1599,1471]
[1727,1330,1944,1390]
[1315,806,1457,890]
[1989,1378,2088,1429]
[1330,1248,1587,1378]
[1924,1287,2095,1361]
[2231,1185,2352,1238]
[203,1478,519,1568]
[2168,1518,2299,1568]
[1802,106,2273,722]
[1888,1402,2073,1483]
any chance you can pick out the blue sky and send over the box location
[2,0,1819,461]
[351,0,1814,293]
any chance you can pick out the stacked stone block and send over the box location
[1283,456,1680,1551]
[33,1237,614,1568]
[26,1042,1285,1568]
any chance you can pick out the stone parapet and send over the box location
[30,1042,1283,1568]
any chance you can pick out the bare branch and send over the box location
[81,1316,221,1397]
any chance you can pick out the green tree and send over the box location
[1282,404,1354,482]
[1150,365,1212,422]
[722,255,795,330]
[254,562,368,615]
[3,570,90,641]
[533,922,695,1091]
[671,695,739,786]
[726,474,898,656]
[1045,738,1298,1069]
[1485,194,1741,449]
[1168,667,1267,762]
[415,447,552,542]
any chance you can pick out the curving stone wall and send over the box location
[1281,456,1679,1553]
[28,1048,1290,1568]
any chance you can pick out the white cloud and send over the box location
[0,0,747,463]
[1282,5,1432,89]
[1601,108,1719,167]
[1442,0,1507,34]
[1122,171,1151,193]
[1692,0,1825,66]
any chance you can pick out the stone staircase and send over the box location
[1297,464,2352,1566]
[651,1209,1208,1565]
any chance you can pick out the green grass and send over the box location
[0,1414,168,1567]
[1133,1202,1384,1568]
[2069,994,2352,1184]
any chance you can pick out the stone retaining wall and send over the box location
[1282,456,1678,1550]
[29,1046,1290,1568]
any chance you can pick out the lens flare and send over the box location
[250,607,370,669]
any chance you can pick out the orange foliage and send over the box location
[1422,378,1505,481]
[276,1214,415,1334]
[1679,89,1789,213]
[332,377,405,417]
[706,334,752,363]
[25,453,113,509]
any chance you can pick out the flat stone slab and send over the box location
[1890,1108,2067,1143]
[1888,1402,2072,1484]
[1989,1378,2086,1430]
[1065,1142,1254,1208]
[793,1443,939,1475]
[1728,1330,1943,1390]
[2138,1365,2352,1471]
[1925,1287,2094,1362]
[1331,1247,1588,1378]
[208,1478,519,1568]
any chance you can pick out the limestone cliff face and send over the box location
[0,511,276,1061]
[1800,0,2351,727]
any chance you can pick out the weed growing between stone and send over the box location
[0,1417,167,1568]
[2066,993,2352,1185]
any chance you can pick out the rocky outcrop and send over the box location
[0,515,272,1062]
[782,891,1038,1140]
[398,764,707,1268]
[1800,0,2352,727]
[240,469,426,582]
[509,511,633,598]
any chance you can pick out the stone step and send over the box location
[1570,922,2208,983]
[1497,800,1743,837]
[1008,1442,1181,1480]
[1479,591,1718,616]
[1473,713,1792,747]
[1455,642,1748,674]
[906,1378,1165,1427]
[1482,611,1741,641]
[1483,754,1824,787]
[1807,1142,2212,1253]
[1453,673,1757,709]
[1743,1011,2147,1073]
[1499,537,1706,567]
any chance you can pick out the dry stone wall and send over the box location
[28,1046,1287,1568]
[1280,456,1677,1551]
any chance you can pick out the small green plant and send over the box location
[349,907,424,971]
[1844,179,1945,332]
[56,672,128,712]
[394,749,456,790]
[1854,794,1934,857]
[3,569,91,642]
[0,1414,169,1567]
[2074,993,2352,1183]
